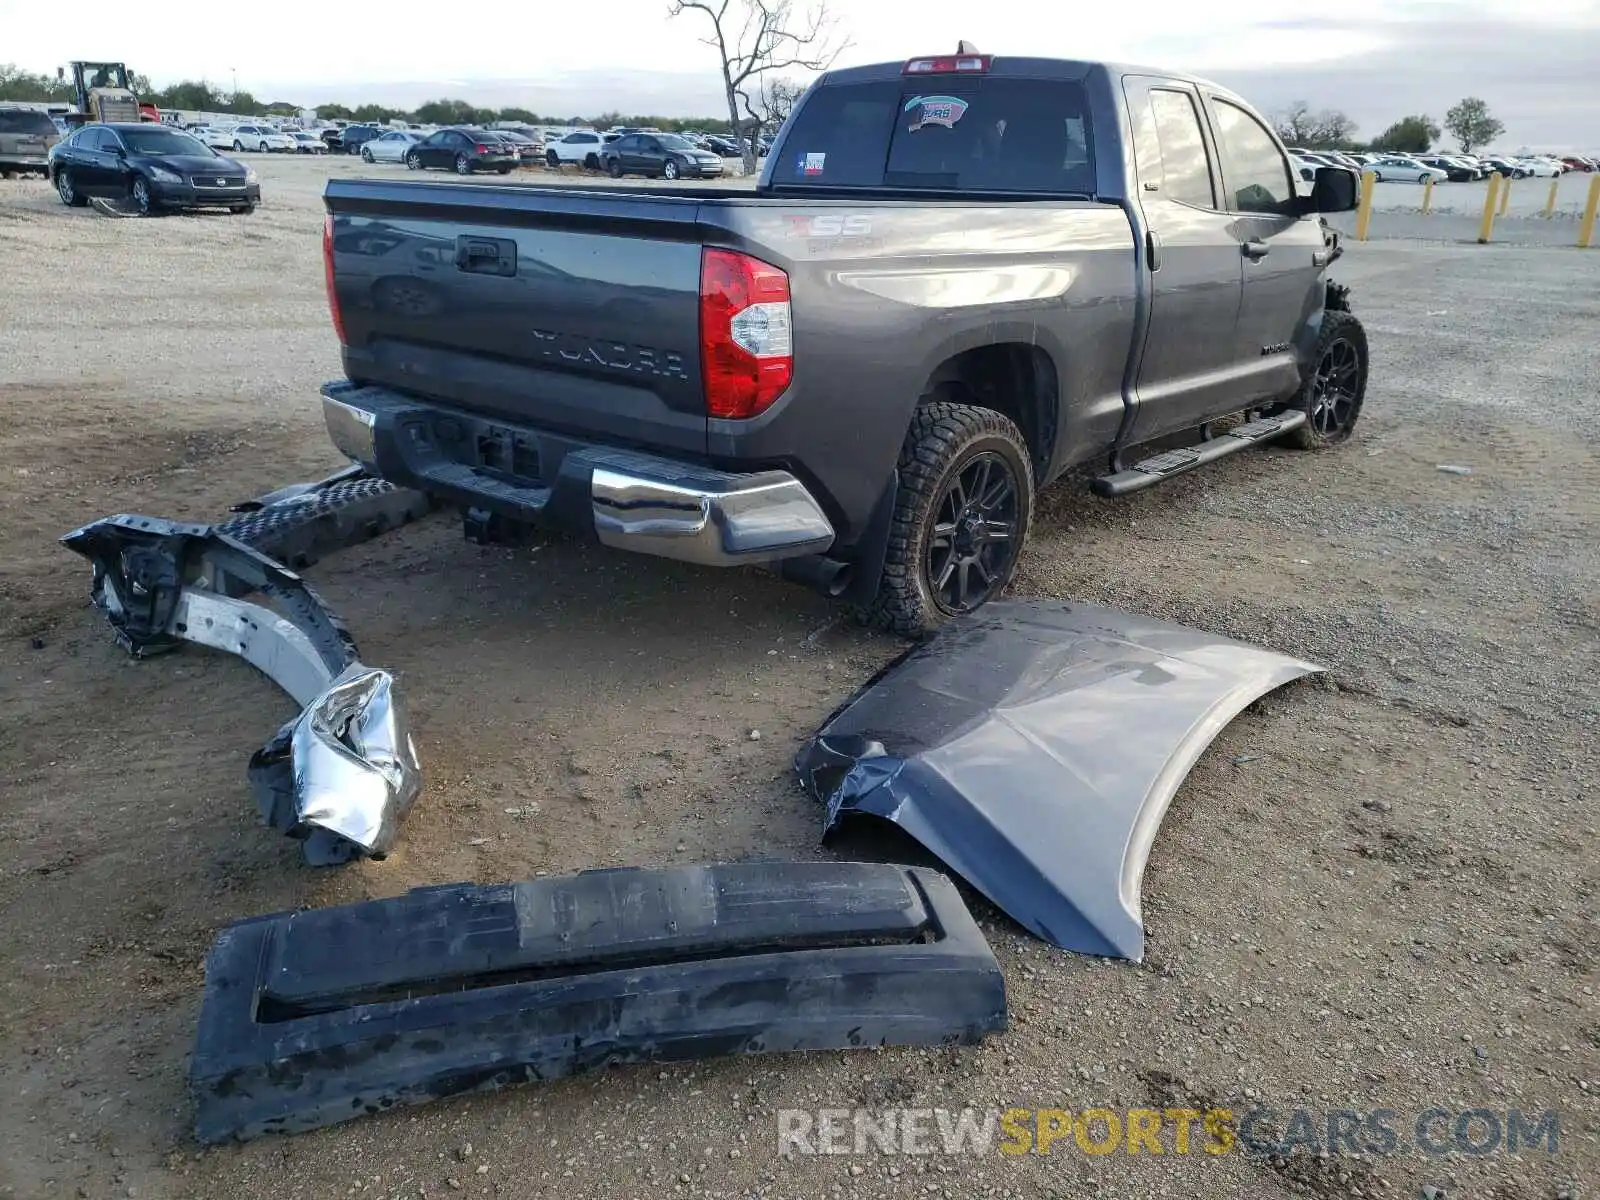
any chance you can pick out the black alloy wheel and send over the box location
[926,451,1022,615]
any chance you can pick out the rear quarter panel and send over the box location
[701,201,1138,538]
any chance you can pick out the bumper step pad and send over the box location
[190,862,1008,1143]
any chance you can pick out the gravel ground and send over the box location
[0,155,1596,1200]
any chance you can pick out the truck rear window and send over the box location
[770,77,1094,195]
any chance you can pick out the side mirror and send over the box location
[1303,165,1358,214]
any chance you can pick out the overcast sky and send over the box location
[6,0,1596,148]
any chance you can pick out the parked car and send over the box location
[48,123,259,215]
[404,128,519,175]
[227,124,295,153]
[191,125,236,152]
[1560,156,1595,172]
[362,130,423,164]
[602,132,725,179]
[544,129,615,170]
[320,128,345,152]
[1365,155,1446,183]
[492,129,542,165]
[319,50,1363,634]
[0,105,61,177]
[289,131,327,154]
[1416,155,1475,182]
[1482,157,1529,179]
[1516,157,1562,178]
[339,125,387,156]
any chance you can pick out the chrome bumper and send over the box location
[589,463,834,566]
[322,390,835,568]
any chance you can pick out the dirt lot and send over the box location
[1,154,1596,1200]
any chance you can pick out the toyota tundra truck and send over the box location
[318,48,1364,634]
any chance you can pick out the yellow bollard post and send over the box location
[1354,170,1376,241]
[1544,176,1560,217]
[1477,173,1501,244]
[1579,174,1600,248]
[1497,174,1511,216]
[1421,176,1434,214]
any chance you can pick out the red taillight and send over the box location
[322,214,346,346]
[699,249,792,420]
[475,143,489,154]
[903,54,991,74]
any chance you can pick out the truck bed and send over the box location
[323,176,1138,540]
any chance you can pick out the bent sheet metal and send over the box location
[794,600,1323,960]
[60,508,421,865]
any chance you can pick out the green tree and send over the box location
[316,102,354,120]
[0,63,74,103]
[352,103,402,124]
[1444,97,1504,154]
[498,106,540,123]
[413,98,495,126]
[153,79,224,111]
[1371,114,1441,154]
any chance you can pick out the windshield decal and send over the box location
[904,95,969,132]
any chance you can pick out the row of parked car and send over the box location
[348,125,766,179]
[1288,146,1593,185]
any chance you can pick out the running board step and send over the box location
[189,861,1007,1143]
[1092,412,1306,497]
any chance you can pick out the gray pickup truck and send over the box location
[319,49,1363,633]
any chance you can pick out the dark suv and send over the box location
[0,106,60,177]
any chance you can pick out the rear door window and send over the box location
[0,110,58,136]
[770,77,1094,195]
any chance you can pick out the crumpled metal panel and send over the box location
[61,506,423,866]
[794,600,1323,961]
[250,665,421,865]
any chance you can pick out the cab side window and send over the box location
[1211,99,1295,216]
[1147,88,1216,209]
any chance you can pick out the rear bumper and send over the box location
[322,381,834,566]
[0,154,49,170]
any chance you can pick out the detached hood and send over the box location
[795,600,1323,961]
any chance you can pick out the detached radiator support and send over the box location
[60,469,432,865]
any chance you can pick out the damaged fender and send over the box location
[795,600,1323,960]
[60,512,420,865]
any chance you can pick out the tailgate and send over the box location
[325,179,709,456]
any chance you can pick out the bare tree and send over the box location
[744,75,805,136]
[669,0,848,173]
[1272,100,1358,149]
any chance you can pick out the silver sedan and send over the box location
[362,130,423,164]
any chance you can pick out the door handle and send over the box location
[1241,238,1270,260]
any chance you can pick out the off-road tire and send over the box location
[865,401,1034,638]
[1283,309,1369,450]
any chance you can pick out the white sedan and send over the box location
[362,130,423,164]
[192,126,236,151]
[288,130,327,154]
[1365,155,1448,183]
[227,124,295,153]
[1516,157,1563,178]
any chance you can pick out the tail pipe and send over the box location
[780,554,856,598]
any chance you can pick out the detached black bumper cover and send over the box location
[795,601,1323,961]
[190,861,1007,1143]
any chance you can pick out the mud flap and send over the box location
[189,861,1008,1143]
